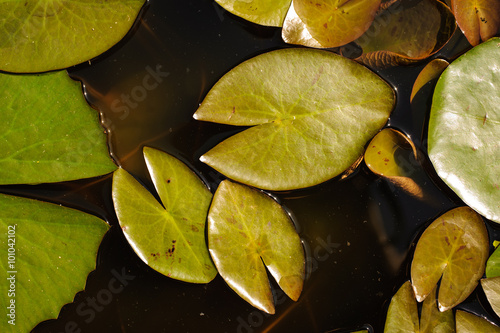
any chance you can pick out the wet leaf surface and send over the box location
[0,193,108,333]
[428,37,500,223]
[451,0,500,46]
[456,310,500,332]
[207,180,304,314]
[215,0,292,27]
[481,277,500,317]
[281,0,325,48]
[355,0,456,68]
[486,245,500,278]
[410,59,449,103]
[0,71,116,185]
[194,48,394,190]
[411,206,489,311]
[112,147,217,283]
[291,0,381,48]
[0,0,146,72]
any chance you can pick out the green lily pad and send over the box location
[456,310,500,332]
[215,0,292,27]
[410,206,489,311]
[207,180,305,314]
[0,70,116,185]
[0,192,109,333]
[290,0,381,48]
[194,48,394,191]
[0,0,146,72]
[112,147,217,283]
[384,281,454,333]
[410,59,449,103]
[481,277,500,318]
[451,0,500,46]
[428,37,500,223]
[355,0,456,68]
[486,244,500,278]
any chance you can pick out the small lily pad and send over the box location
[486,244,500,278]
[428,37,500,223]
[112,147,217,283]
[207,180,305,314]
[451,0,500,46]
[456,310,500,332]
[481,277,500,318]
[0,0,146,72]
[194,48,394,191]
[410,206,489,311]
[0,192,109,333]
[0,70,116,185]
[215,0,292,27]
[410,59,449,103]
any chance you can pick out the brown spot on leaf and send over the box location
[166,178,171,184]
[456,245,466,252]
[445,236,450,246]
[191,225,199,232]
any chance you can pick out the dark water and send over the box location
[2,0,498,332]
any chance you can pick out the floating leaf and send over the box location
[384,281,454,333]
[428,37,500,223]
[0,192,109,333]
[451,0,500,46]
[281,0,324,48]
[112,147,217,283]
[194,48,394,191]
[289,0,382,48]
[355,0,456,68]
[481,277,500,317]
[0,0,146,72]
[0,71,116,185]
[207,180,304,314]
[411,206,489,311]
[456,310,500,332]
[410,59,449,103]
[215,0,292,27]
[486,245,500,278]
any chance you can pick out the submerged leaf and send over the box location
[291,0,381,48]
[194,48,394,191]
[355,0,456,68]
[451,0,500,46]
[112,147,217,283]
[207,180,304,314]
[428,37,500,223]
[456,310,500,332]
[0,193,108,333]
[215,0,292,27]
[0,0,146,72]
[481,277,500,318]
[411,207,489,311]
[410,59,449,103]
[0,71,116,185]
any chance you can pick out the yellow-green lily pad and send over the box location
[456,310,500,332]
[481,277,500,318]
[215,0,292,27]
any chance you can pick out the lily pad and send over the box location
[428,37,500,223]
[481,277,500,318]
[451,0,500,46]
[194,48,394,191]
[0,70,116,185]
[290,0,382,48]
[384,281,454,333]
[410,59,449,103]
[486,244,500,278]
[410,206,489,311]
[0,192,109,333]
[215,0,292,27]
[456,310,500,332]
[0,0,146,72]
[112,147,217,283]
[355,0,456,68]
[207,180,305,314]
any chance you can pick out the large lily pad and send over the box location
[215,0,292,27]
[410,206,489,311]
[112,147,217,283]
[428,37,500,223]
[355,0,456,68]
[194,48,394,191]
[456,310,500,332]
[0,70,116,185]
[0,0,146,72]
[207,180,305,314]
[451,0,500,46]
[0,192,109,332]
